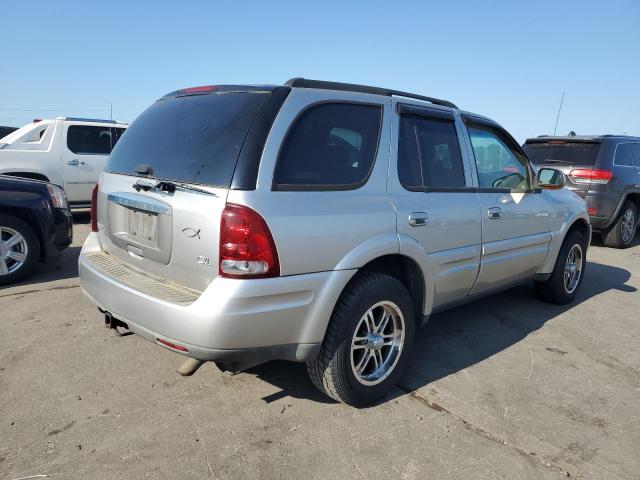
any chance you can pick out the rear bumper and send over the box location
[584,191,624,230]
[78,232,354,363]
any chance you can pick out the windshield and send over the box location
[523,142,601,166]
[106,91,270,187]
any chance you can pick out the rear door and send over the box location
[463,117,551,293]
[389,103,481,307]
[62,122,126,204]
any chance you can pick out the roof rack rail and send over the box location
[60,117,122,124]
[285,78,457,109]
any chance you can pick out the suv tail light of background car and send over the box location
[90,183,99,232]
[219,203,280,279]
[568,168,613,185]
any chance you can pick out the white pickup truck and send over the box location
[0,117,128,207]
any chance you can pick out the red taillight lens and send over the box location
[90,184,99,232]
[569,168,613,184]
[219,204,279,279]
[588,207,598,215]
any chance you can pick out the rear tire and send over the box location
[535,230,587,305]
[307,272,415,407]
[602,201,637,248]
[0,214,40,285]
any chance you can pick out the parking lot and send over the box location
[0,215,638,480]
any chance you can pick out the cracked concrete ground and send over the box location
[1,215,639,479]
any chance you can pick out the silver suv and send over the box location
[79,79,590,406]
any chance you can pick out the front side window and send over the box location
[468,125,530,190]
[273,103,382,190]
[67,125,126,155]
[398,115,466,190]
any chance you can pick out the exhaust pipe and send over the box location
[104,312,130,336]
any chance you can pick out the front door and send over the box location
[390,104,482,308]
[61,122,125,204]
[463,118,551,294]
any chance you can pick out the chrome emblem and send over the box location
[196,256,213,267]
[182,227,201,239]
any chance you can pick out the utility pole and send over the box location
[109,103,113,120]
[553,91,565,136]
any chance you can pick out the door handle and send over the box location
[408,212,428,227]
[66,159,86,166]
[487,207,502,219]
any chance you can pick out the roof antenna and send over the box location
[553,91,565,136]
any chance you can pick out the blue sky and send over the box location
[1,0,638,142]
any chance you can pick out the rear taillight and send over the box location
[569,169,613,185]
[90,184,99,232]
[219,204,279,279]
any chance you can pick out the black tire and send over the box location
[602,201,637,249]
[307,272,415,407]
[0,214,41,285]
[535,230,587,305]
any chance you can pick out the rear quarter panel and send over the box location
[227,88,398,277]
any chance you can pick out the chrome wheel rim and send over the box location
[0,226,28,276]
[564,244,583,294]
[350,301,405,386]
[621,209,635,243]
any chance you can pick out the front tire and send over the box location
[307,272,415,407]
[535,230,587,305]
[0,214,41,285]
[602,201,637,249]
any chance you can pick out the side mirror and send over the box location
[536,167,565,189]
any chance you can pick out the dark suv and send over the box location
[523,135,640,248]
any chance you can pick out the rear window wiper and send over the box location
[133,178,218,197]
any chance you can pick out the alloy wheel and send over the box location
[564,244,583,294]
[350,301,405,386]
[621,209,635,243]
[0,226,29,276]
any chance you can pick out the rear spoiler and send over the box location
[525,137,602,145]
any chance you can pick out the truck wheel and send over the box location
[307,272,415,407]
[535,230,587,305]
[0,214,41,285]
[602,201,637,248]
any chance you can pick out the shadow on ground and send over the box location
[249,260,636,406]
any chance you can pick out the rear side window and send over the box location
[614,143,640,167]
[107,92,269,187]
[273,103,382,190]
[523,142,601,166]
[67,125,125,155]
[398,115,465,190]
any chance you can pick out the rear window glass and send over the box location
[273,103,382,190]
[67,125,126,155]
[106,92,269,187]
[523,142,601,166]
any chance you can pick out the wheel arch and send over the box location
[2,171,50,183]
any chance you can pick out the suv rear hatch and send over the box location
[523,138,603,196]
[95,85,285,292]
